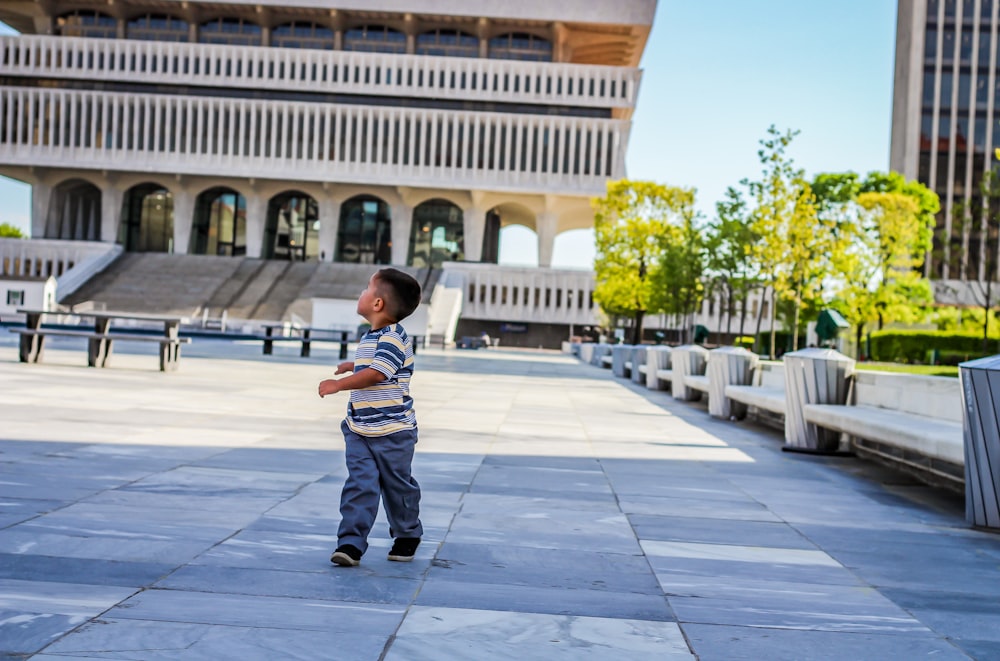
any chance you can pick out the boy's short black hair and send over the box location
[373,268,422,321]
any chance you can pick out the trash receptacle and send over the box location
[959,355,1000,530]
[783,348,854,453]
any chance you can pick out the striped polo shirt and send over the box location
[346,323,415,436]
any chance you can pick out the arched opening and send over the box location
[336,195,392,264]
[56,11,117,38]
[551,229,596,269]
[191,187,246,256]
[264,191,319,260]
[272,22,334,50]
[488,33,553,61]
[118,183,174,252]
[46,179,101,241]
[486,202,536,265]
[409,199,463,268]
[343,25,406,54]
[499,225,538,267]
[416,29,479,58]
[198,18,262,46]
[126,14,189,42]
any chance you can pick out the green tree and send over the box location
[830,191,933,358]
[0,223,25,238]
[656,203,707,342]
[705,186,760,341]
[744,125,819,357]
[592,180,697,345]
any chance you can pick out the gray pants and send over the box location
[337,420,422,554]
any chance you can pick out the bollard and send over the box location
[707,346,759,419]
[646,346,672,391]
[959,355,1000,530]
[783,348,854,453]
[631,346,648,385]
[671,344,709,401]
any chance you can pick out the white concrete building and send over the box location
[0,0,656,346]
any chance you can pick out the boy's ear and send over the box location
[373,296,384,311]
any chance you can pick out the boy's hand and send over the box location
[335,361,354,375]
[318,379,341,398]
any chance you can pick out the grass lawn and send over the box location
[855,362,958,378]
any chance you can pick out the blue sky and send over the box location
[0,1,898,268]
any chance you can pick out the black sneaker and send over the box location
[387,537,420,562]
[331,544,363,567]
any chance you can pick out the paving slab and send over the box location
[0,336,994,659]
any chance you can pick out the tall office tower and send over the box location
[892,0,1000,282]
[0,1,655,345]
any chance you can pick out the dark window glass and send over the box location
[408,200,464,268]
[977,75,989,106]
[199,18,262,46]
[941,71,954,107]
[337,197,392,264]
[983,0,994,18]
[924,70,937,107]
[961,31,973,61]
[922,112,935,151]
[343,25,406,54]
[927,28,939,60]
[963,0,975,20]
[56,10,117,38]
[272,22,334,50]
[945,0,958,18]
[126,14,188,42]
[959,71,972,108]
[416,30,478,58]
[929,0,941,21]
[979,28,991,66]
[489,32,553,61]
[975,116,987,152]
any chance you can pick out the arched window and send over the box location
[56,11,117,39]
[45,180,102,241]
[191,188,246,256]
[126,14,188,42]
[409,200,463,268]
[199,18,262,46]
[118,184,174,253]
[337,196,392,264]
[416,29,479,58]
[272,22,334,50]
[489,33,553,62]
[343,25,406,54]
[265,192,320,260]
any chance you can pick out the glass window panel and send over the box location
[945,0,958,18]
[941,71,954,107]
[924,70,937,107]
[943,27,956,61]
[959,71,972,108]
[961,31,973,61]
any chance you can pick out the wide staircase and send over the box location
[62,253,440,327]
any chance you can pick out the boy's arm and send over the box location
[318,368,385,397]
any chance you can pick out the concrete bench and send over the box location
[802,371,963,486]
[10,328,190,372]
[646,346,672,391]
[725,362,786,415]
[684,374,710,393]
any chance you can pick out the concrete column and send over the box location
[391,203,413,265]
[244,193,267,258]
[172,188,195,254]
[31,181,52,238]
[318,196,341,262]
[99,183,124,245]
[536,211,557,268]
[462,207,484,262]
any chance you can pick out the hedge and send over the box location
[869,330,1000,364]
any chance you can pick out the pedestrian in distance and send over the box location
[318,268,423,566]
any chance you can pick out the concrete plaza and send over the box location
[0,336,999,660]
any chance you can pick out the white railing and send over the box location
[0,86,628,196]
[442,261,598,325]
[1,35,641,110]
[0,238,122,300]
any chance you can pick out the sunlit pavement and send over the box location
[0,336,998,660]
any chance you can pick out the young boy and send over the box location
[318,268,423,567]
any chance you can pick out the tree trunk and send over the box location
[792,293,801,351]
[855,323,864,360]
[753,286,767,355]
[984,279,993,353]
[631,310,645,346]
[739,294,748,339]
[768,287,777,360]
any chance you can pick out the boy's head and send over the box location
[360,268,421,323]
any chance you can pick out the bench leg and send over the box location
[339,333,348,360]
[301,340,311,358]
[160,342,181,372]
[19,334,44,363]
[263,339,273,355]
[88,338,113,367]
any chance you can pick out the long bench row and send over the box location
[567,342,965,489]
